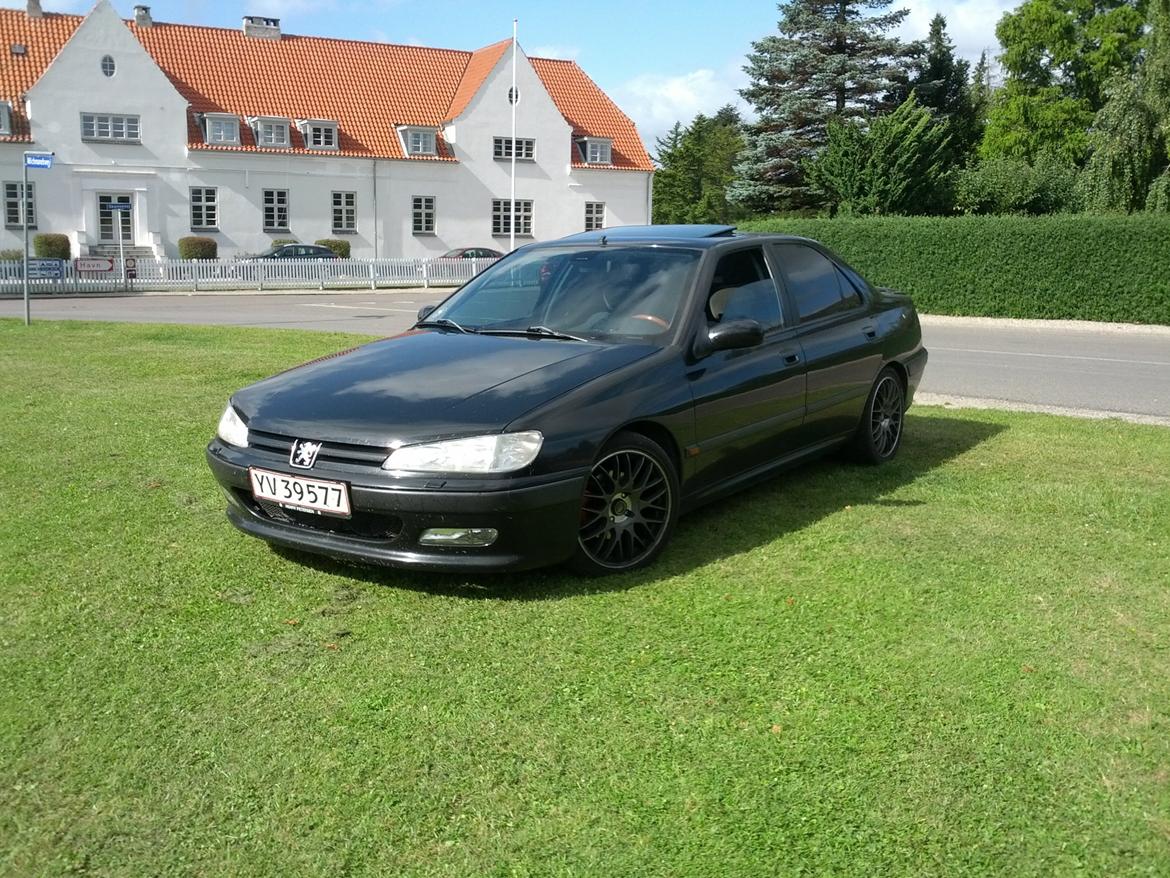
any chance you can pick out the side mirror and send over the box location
[705,319,764,354]
[416,304,437,322]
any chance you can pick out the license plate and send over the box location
[249,467,351,517]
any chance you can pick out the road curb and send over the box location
[916,393,1170,428]
[920,314,1170,336]
[0,286,441,300]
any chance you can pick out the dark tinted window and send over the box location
[775,244,859,322]
[706,247,782,331]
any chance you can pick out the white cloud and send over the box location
[529,45,580,61]
[896,0,1016,65]
[614,60,750,152]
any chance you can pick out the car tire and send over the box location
[851,366,905,464]
[570,431,680,576]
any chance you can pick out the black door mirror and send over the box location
[705,319,765,354]
[417,304,437,322]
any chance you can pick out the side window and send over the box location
[775,244,859,322]
[705,247,783,331]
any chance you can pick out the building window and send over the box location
[491,199,533,237]
[257,120,289,147]
[190,187,218,230]
[402,128,437,155]
[307,124,338,149]
[263,189,289,231]
[0,102,11,136]
[493,137,535,161]
[81,113,140,143]
[4,182,35,229]
[412,196,435,235]
[332,191,356,233]
[585,202,605,231]
[578,137,613,164]
[100,55,116,77]
[205,115,239,145]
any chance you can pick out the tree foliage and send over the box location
[954,153,1081,214]
[652,107,746,224]
[805,95,952,215]
[730,0,919,212]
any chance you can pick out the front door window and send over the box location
[98,194,132,242]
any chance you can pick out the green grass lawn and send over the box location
[2,320,1169,877]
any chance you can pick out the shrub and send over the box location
[0,248,24,261]
[314,238,351,258]
[954,154,1080,215]
[740,214,1170,324]
[33,233,70,259]
[177,236,218,260]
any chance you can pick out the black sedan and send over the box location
[441,247,504,260]
[251,243,340,259]
[206,225,927,575]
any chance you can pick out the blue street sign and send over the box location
[107,202,132,211]
[26,257,63,279]
[24,152,53,170]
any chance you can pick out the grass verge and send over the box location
[2,320,1168,877]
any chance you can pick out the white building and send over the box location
[0,1,653,260]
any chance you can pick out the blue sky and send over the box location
[8,0,1017,149]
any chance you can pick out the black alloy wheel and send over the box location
[853,367,905,463]
[572,431,679,575]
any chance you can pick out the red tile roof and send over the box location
[0,8,652,170]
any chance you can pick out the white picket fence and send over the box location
[0,255,499,295]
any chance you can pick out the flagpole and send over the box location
[510,17,517,253]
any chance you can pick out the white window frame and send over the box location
[253,118,290,148]
[493,136,535,161]
[306,122,338,150]
[263,188,289,231]
[491,199,533,237]
[399,126,437,156]
[190,187,218,230]
[579,137,613,165]
[585,201,605,232]
[204,114,240,146]
[412,196,435,235]
[4,181,35,229]
[81,112,141,143]
[332,191,356,233]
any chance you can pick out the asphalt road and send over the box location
[3,290,1168,421]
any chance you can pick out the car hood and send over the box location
[233,329,656,446]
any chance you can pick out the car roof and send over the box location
[545,225,822,250]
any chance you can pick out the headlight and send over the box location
[383,431,542,474]
[216,403,249,448]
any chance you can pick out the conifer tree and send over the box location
[730,0,920,212]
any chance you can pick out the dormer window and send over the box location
[249,117,290,148]
[0,102,11,137]
[299,120,339,150]
[399,126,437,156]
[203,113,239,145]
[577,137,613,165]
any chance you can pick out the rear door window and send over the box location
[774,243,861,323]
[705,247,783,332]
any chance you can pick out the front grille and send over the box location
[240,491,405,542]
[248,428,388,468]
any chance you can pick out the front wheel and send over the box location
[851,367,905,464]
[570,431,679,576]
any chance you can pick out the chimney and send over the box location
[134,6,152,28]
[242,16,281,40]
[27,1,43,20]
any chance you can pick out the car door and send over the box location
[770,242,882,443]
[685,245,807,497]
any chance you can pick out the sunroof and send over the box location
[559,224,737,243]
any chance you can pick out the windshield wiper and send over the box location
[414,318,476,334]
[479,325,588,342]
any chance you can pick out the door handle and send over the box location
[862,324,877,339]
[783,352,800,365]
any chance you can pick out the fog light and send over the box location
[418,527,499,548]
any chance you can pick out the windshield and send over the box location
[427,245,701,341]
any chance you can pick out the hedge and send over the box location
[740,214,1170,325]
[178,236,217,260]
[33,233,70,260]
[315,238,351,258]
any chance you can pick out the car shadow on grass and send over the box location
[274,413,1005,600]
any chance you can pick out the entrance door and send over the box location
[98,194,132,243]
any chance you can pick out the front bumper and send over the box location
[206,443,585,572]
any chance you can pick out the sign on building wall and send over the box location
[23,152,54,170]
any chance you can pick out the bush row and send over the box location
[741,214,1170,324]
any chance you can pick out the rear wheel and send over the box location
[852,367,905,464]
[570,431,679,576]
